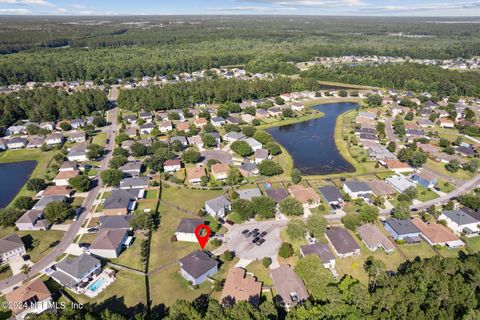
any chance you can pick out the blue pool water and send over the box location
[88,277,107,292]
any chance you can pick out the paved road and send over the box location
[384,117,397,146]
[0,99,117,292]
[380,172,480,215]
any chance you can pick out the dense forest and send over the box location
[301,63,480,97]
[1,16,480,84]
[27,253,480,320]
[116,77,321,111]
[0,88,108,127]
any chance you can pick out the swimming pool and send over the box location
[87,277,107,292]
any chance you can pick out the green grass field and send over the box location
[19,230,65,263]
[245,260,273,286]
[112,233,146,271]
[160,186,223,214]
[425,159,472,181]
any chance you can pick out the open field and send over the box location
[112,233,146,271]
[425,159,473,181]
[19,230,65,263]
[160,186,223,214]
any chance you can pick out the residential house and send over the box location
[456,146,476,157]
[226,117,241,125]
[365,180,396,197]
[221,267,262,307]
[139,123,155,135]
[139,111,152,123]
[6,125,24,136]
[384,219,420,243]
[159,121,173,133]
[244,138,262,151]
[175,218,204,242]
[187,135,204,149]
[39,122,55,131]
[438,118,455,128]
[103,189,139,216]
[45,133,64,146]
[5,279,52,319]
[53,170,80,186]
[268,108,283,117]
[255,109,270,119]
[164,159,182,173]
[265,188,289,203]
[417,119,434,128]
[417,143,439,155]
[26,137,45,149]
[289,185,321,206]
[211,163,230,181]
[368,144,396,160]
[325,227,360,257]
[241,114,256,124]
[119,161,142,177]
[254,149,269,164]
[269,266,309,308]
[194,118,208,129]
[358,111,376,120]
[7,137,28,149]
[186,167,206,184]
[224,132,246,143]
[90,229,129,259]
[32,195,66,211]
[381,159,414,173]
[41,186,73,198]
[300,243,335,269]
[438,209,480,237]
[290,102,305,111]
[357,224,395,253]
[239,162,259,177]
[123,115,137,124]
[99,215,133,230]
[51,254,102,290]
[205,195,231,218]
[170,136,188,148]
[15,210,50,231]
[67,144,88,162]
[59,161,78,172]
[175,122,190,133]
[0,234,26,262]
[71,119,85,129]
[124,127,137,138]
[179,250,218,285]
[68,132,86,143]
[343,180,373,201]
[411,218,464,248]
[237,188,262,201]
[386,175,416,193]
[211,117,226,127]
[318,186,343,206]
[119,176,149,189]
[411,171,437,189]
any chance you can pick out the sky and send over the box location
[1,0,480,16]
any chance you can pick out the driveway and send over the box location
[224,220,287,260]
[9,255,32,275]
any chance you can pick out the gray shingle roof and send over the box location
[300,243,335,264]
[56,253,100,280]
[384,218,420,235]
[325,227,360,255]
[103,190,135,210]
[206,196,231,213]
[237,188,262,201]
[344,180,371,193]
[179,250,217,278]
[99,215,133,229]
[0,234,24,255]
[176,218,204,234]
[443,209,479,225]
[265,188,288,203]
[318,186,343,203]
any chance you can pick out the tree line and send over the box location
[26,252,480,320]
[301,63,480,97]
[0,88,108,127]
[116,77,321,111]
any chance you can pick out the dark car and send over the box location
[252,228,259,233]
[256,239,266,246]
[252,237,260,244]
[246,231,255,238]
[242,229,249,235]
[260,231,267,238]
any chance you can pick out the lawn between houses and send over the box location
[0,148,57,208]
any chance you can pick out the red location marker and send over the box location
[194,224,211,250]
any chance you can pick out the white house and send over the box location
[164,159,181,173]
[342,180,373,201]
[0,234,26,262]
[439,209,480,237]
[205,196,231,218]
[45,133,64,146]
[7,138,28,149]
[175,218,204,242]
[244,138,263,151]
[179,250,218,285]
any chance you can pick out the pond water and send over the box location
[267,102,358,175]
[0,160,37,208]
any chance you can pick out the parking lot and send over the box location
[224,220,287,260]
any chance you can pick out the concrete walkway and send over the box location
[235,258,253,268]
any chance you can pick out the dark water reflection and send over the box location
[0,160,36,208]
[267,102,358,175]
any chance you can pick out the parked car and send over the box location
[242,229,249,235]
[256,239,266,246]
[252,237,260,244]
[260,231,267,238]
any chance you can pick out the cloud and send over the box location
[360,1,480,13]
[236,0,364,7]
[0,7,30,13]
[0,0,54,6]
[69,4,87,9]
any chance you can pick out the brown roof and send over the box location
[270,266,309,307]
[5,279,51,314]
[42,185,73,197]
[417,143,439,154]
[54,169,80,181]
[211,163,230,175]
[221,267,262,306]
[288,185,320,204]
[194,117,208,124]
[357,224,395,252]
[383,159,411,170]
[411,218,460,244]
[186,167,206,181]
[176,122,190,131]
[365,180,396,196]
[90,229,127,250]
[164,159,181,167]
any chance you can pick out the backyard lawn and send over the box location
[19,230,65,263]
[436,180,455,193]
[149,207,200,269]
[416,185,439,202]
[467,236,480,253]
[425,159,472,181]
[245,260,273,286]
[396,240,438,261]
[160,186,223,213]
[112,233,146,271]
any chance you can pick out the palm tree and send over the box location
[31,238,40,249]
[21,264,31,282]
